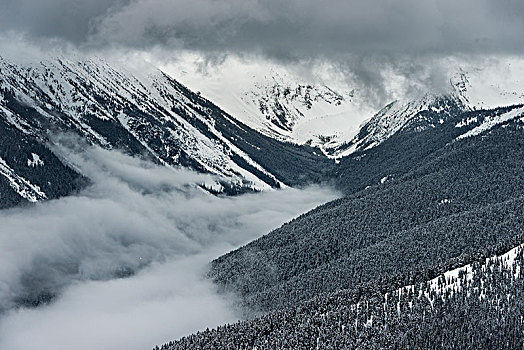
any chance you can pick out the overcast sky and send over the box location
[1,0,523,106]
[1,0,523,59]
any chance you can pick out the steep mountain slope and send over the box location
[229,68,524,160]
[208,104,524,313]
[331,101,524,195]
[166,61,373,152]
[0,56,333,207]
[0,116,87,209]
[165,243,524,349]
[154,105,524,348]
[329,93,468,158]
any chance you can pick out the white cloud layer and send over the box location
[0,144,338,350]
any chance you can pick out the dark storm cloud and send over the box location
[3,0,522,108]
[2,0,523,58]
[0,0,130,43]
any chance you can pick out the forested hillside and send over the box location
[165,244,524,349]
[208,108,524,314]
[147,108,524,348]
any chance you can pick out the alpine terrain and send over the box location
[1,3,524,347]
[0,56,334,209]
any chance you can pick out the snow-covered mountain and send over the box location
[324,60,524,158]
[3,53,524,349]
[2,54,523,208]
[0,56,333,207]
[232,70,362,145]
[163,58,374,153]
[166,57,524,160]
[329,93,469,158]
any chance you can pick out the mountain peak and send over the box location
[328,91,469,158]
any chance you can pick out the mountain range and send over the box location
[165,82,524,349]
[4,56,522,208]
[0,56,335,208]
[1,54,524,349]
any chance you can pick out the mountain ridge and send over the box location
[0,55,336,207]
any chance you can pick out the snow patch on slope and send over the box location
[0,157,46,202]
[396,243,524,306]
[27,153,44,167]
[457,106,524,139]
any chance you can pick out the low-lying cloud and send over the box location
[0,145,338,349]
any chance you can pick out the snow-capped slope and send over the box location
[457,105,524,139]
[2,54,522,207]
[330,93,469,158]
[163,58,373,153]
[0,55,298,199]
[236,70,365,146]
[0,55,341,206]
[328,60,524,158]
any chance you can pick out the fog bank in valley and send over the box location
[0,145,338,350]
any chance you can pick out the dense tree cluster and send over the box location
[334,103,523,194]
[158,113,524,348]
[163,247,524,349]
[0,114,87,209]
[209,119,524,313]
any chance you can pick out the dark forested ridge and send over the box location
[164,245,524,349]
[157,108,524,349]
[209,114,524,313]
[332,101,523,195]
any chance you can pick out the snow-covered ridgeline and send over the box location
[331,93,468,158]
[456,106,524,140]
[0,56,282,190]
[396,243,524,308]
[450,58,524,111]
[346,243,524,330]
